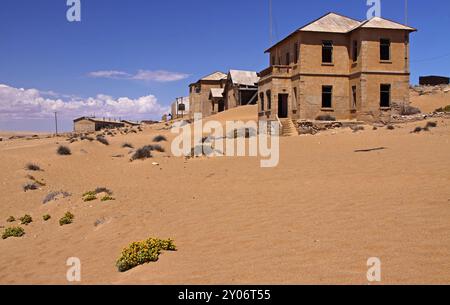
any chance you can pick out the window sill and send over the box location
[321,108,334,112]
[380,60,392,64]
[380,107,391,111]
[321,63,334,66]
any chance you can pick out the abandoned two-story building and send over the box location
[258,12,416,125]
[189,70,259,118]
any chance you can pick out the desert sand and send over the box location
[0,93,449,285]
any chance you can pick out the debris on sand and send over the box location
[354,147,387,153]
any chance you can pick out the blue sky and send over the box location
[0,0,449,132]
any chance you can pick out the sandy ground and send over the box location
[410,91,450,113]
[0,99,450,285]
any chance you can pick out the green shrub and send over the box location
[43,214,51,221]
[116,238,176,272]
[435,105,450,113]
[82,191,97,202]
[19,214,33,225]
[101,195,115,202]
[2,227,25,239]
[59,212,74,226]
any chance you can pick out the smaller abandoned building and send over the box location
[171,97,190,119]
[189,72,227,118]
[223,70,259,110]
[189,70,259,118]
[419,76,450,86]
[73,117,125,133]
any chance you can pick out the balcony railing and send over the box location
[259,65,293,79]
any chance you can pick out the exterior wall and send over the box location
[298,75,351,120]
[74,120,96,133]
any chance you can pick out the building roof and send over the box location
[73,117,124,125]
[301,12,361,33]
[228,70,259,86]
[358,17,416,31]
[210,88,224,98]
[265,12,417,53]
[201,71,227,81]
[121,120,141,126]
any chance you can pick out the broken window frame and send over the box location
[352,40,358,62]
[380,38,391,61]
[380,84,391,108]
[322,40,333,64]
[322,86,333,109]
[260,92,265,112]
[266,90,272,110]
[352,86,357,109]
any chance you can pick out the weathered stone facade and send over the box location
[258,13,416,124]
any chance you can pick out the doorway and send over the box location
[278,94,288,118]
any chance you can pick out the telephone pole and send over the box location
[405,0,408,25]
[54,111,58,136]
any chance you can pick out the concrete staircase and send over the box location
[279,118,298,136]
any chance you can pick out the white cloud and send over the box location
[88,69,190,82]
[0,84,169,121]
[88,70,131,79]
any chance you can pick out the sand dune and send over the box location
[0,105,450,285]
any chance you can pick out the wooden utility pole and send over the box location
[269,0,273,46]
[405,0,408,25]
[54,112,58,136]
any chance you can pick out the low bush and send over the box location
[42,191,71,204]
[59,212,74,226]
[2,227,25,239]
[116,238,176,272]
[26,175,46,187]
[82,191,97,202]
[23,182,39,192]
[19,214,33,225]
[131,146,153,161]
[148,144,165,153]
[435,105,450,113]
[80,135,94,142]
[25,163,42,171]
[425,121,437,129]
[399,105,421,116]
[412,126,423,133]
[94,187,113,195]
[387,125,395,130]
[57,146,71,156]
[316,114,336,121]
[101,195,115,202]
[43,214,51,221]
[122,143,134,149]
[96,136,109,146]
[153,135,167,142]
[6,216,15,223]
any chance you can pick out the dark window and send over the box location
[322,86,333,108]
[352,86,357,109]
[260,93,265,112]
[380,39,391,61]
[322,40,333,63]
[266,90,272,110]
[286,53,290,65]
[352,40,358,62]
[380,84,391,108]
[294,43,299,63]
[271,56,275,66]
[195,85,201,93]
